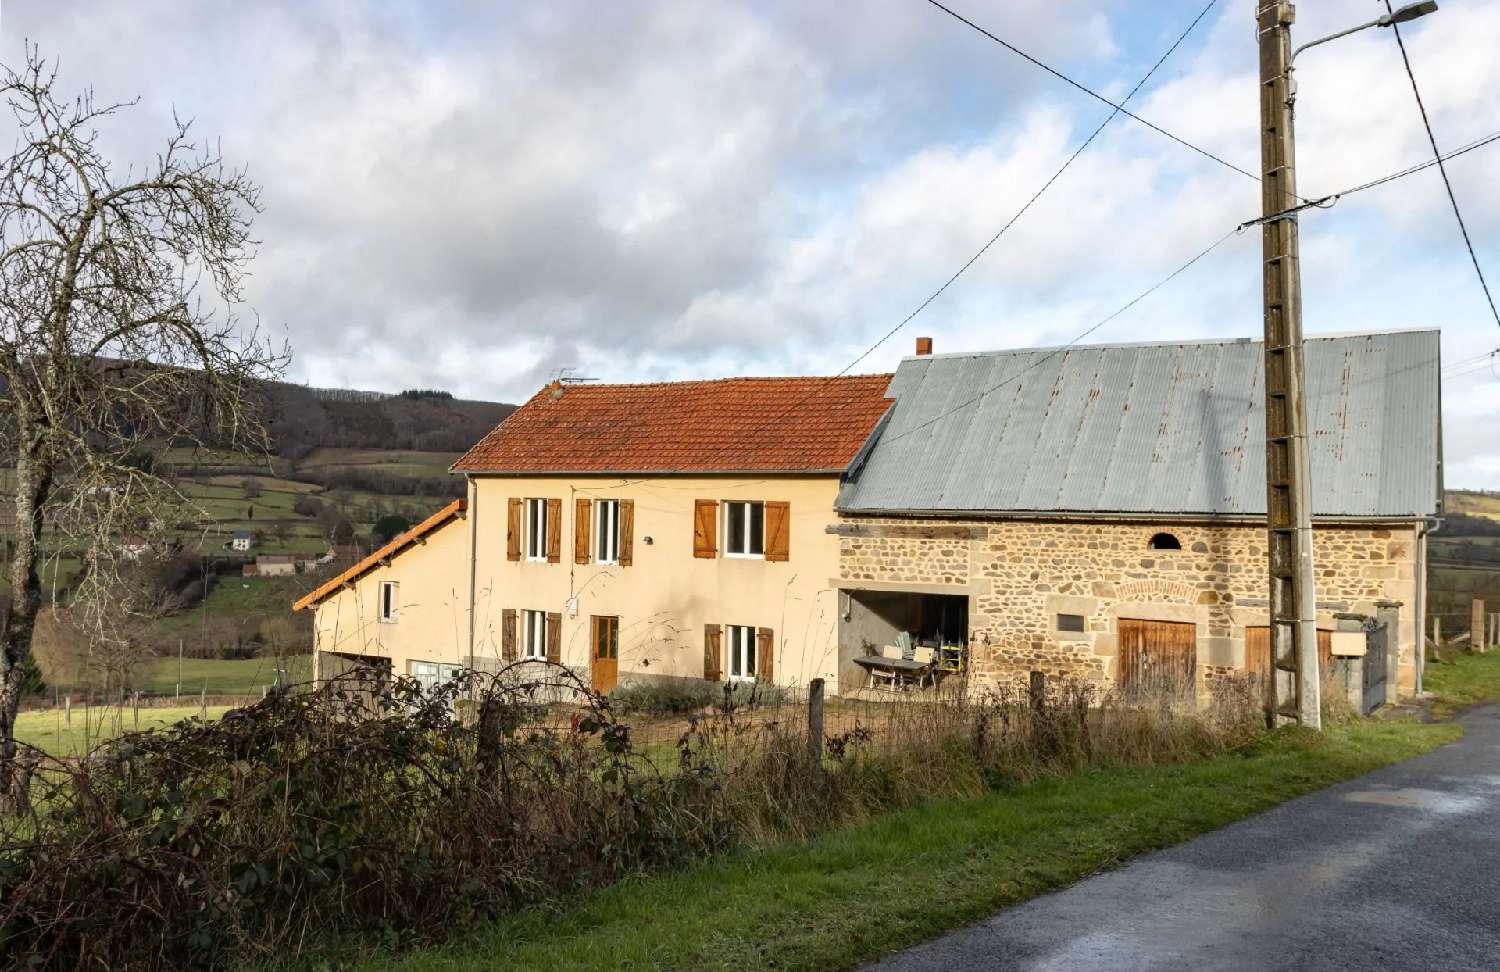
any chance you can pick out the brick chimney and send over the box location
[915,337,933,356]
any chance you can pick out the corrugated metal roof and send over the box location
[836,330,1441,518]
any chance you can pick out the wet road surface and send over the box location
[867,704,1500,971]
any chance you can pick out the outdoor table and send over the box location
[852,654,933,690]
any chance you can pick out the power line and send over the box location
[923,0,1263,185]
[875,227,1244,448]
[1237,127,1500,230]
[1383,0,1500,330]
[838,0,1222,377]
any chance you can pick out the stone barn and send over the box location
[832,331,1441,702]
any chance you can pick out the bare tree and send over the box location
[0,51,286,807]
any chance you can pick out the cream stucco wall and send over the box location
[310,511,472,680]
[309,475,849,693]
[469,475,846,692]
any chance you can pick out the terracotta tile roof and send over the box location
[292,499,466,611]
[452,375,895,474]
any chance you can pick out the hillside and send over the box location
[1429,489,1500,637]
[3,382,515,696]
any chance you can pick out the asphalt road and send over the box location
[867,703,1500,972]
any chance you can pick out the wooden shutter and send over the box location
[703,624,722,681]
[764,501,790,562]
[501,608,517,662]
[757,627,774,683]
[693,500,717,559]
[546,612,562,664]
[506,498,522,562]
[545,498,562,563]
[618,500,634,567]
[575,498,592,565]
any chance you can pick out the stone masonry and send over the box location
[840,518,1421,697]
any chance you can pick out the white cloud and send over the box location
[1,0,1497,486]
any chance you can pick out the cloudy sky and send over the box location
[3,1,1498,486]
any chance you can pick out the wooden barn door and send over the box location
[1117,619,1197,699]
[1245,626,1331,679]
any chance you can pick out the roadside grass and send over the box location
[15,704,233,757]
[1424,649,1500,717]
[359,718,1457,972]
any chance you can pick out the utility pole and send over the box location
[1256,0,1321,728]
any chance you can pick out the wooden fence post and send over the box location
[1029,671,1047,712]
[807,678,825,768]
[1473,599,1486,653]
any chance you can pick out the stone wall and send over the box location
[837,518,1422,697]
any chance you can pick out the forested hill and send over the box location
[263,384,516,459]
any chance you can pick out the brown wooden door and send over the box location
[591,616,619,693]
[1117,619,1197,699]
[1245,626,1331,678]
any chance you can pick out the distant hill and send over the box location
[262,381,515,459]
[1430,490,1500,633]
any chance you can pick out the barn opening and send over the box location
[839,589,968,692]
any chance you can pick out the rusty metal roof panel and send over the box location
[837,330,1440,518]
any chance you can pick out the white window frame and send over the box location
[596,499,620,565]
[726,624,756,682]
[523,609,548,660]
[722,501,765,559]
[525,498,548,562]
[410,660,461,693]
[378,580,399,622]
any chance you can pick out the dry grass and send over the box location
[0,665,1266,970]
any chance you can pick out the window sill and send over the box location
[378,617,399,625]
[723,553,766,561]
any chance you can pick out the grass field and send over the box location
[359,719,1458,972]
[1447,490,1500,521]
[133,654,313,697]
[1424,649,1500,717]
[15,704,234,757]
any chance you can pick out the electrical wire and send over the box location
[1383,0,1500,330]
[1239,127,1500,230]
[873,227,1244,449]
[923,0,1262,185]
[719,0,1223,448]
[837,0,1222,378]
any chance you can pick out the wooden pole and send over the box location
[1473,599,1486,653]
[1029,671,1047,713]
[807,678,825,769]
[1256,0,1320,729]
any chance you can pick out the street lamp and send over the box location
[1292,1,1439,63]
[1254,0,1439,728]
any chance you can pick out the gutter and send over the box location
[832,508,1433,526]
[467,474,478,675]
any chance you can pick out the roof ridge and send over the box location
[904,328,1439,361]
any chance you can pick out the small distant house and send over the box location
[229,530,254,552]
[255,554,299,577]
[119,536,152,561]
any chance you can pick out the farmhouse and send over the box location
[296,376,894,694]
[833,331,1441,702]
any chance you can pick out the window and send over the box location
[410,661,461,693]
[596,499,620,564]
[524,609,548,660]
[594,615,619,659]
[525,499,548,561]
[724,501,765,558]
[726,624,756,681]
[1148,532,1182,550]
[379,581,398,622]
[1057,613,1086,633]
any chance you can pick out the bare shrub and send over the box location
[0,667,1265,969]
